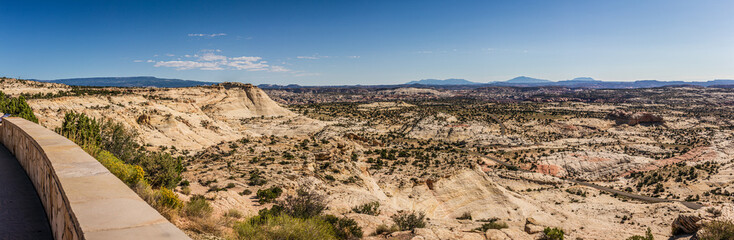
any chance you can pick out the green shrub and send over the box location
[391,211,426,230]
[95,150,146,186]
[184,195,213,218]
[248,206,285,225]
[281,188,326,218]
[157,187,183,209]
[234,214,337,240]
[138,152,183,189]
[57,111,101,148]
[323,215,363,240]
[352,201,380,216]
[541,227,565,240]
[248,169,267,186]
[256,186,283,203]
[98,120,141,164]
[475,219,508,231]
[697,220,734,240]
[626,227,653,240]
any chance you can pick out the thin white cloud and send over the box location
[199,52,227,61]
[188,33,227,37]
[347,55,360,59]
[292,71,320,77]
[297,54,330,60]
[133,60,143,62]
[155,61,222,70]
[270,66,290,72]
[151,51,287,72]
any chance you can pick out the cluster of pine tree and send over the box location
[0,91,38,123]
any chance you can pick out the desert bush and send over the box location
[626,227,654,240]
[157,187,183,209]
[457,212,472,220]
[184,195,213,218]
[138,152,183,188]
[234,214,337,240]
[256,186,283,203]
[697,220,734,240]
[541,227,565,240]
[95,150,146,186]
[187,214,221,234]
[98,120,141,164]
[374,224,398,235]
[323,215,363,240]
[225,209,243,219]
[280,187,327,218]
[247,188,361,240]
[248,169,267,186]
[391,211,426,230]
[248,205,285,225]
[475,219,508,231]
[131,182,180,220]
[352,201,380,216]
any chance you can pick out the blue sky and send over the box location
[2,0,733,85]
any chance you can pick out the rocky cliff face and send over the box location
[28,84,311,151]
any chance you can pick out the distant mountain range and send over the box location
[43,76,216,88]
[403,77,734,88]
[505,76,551,84]
[407,78,481,85]
[33,76,734,89]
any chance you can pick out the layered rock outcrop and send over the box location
[607,110,664,126]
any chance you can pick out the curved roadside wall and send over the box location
[0,117,189,240]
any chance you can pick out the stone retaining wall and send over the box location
[0,117,189,240]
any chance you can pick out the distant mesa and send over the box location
[45,76,215,88]
[564,77,600,82]
[504,76,551,84]
[407,78,480,85]
[258,84,303,89]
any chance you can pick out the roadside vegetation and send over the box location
[234,187,362,240]
[56,111,184,218]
